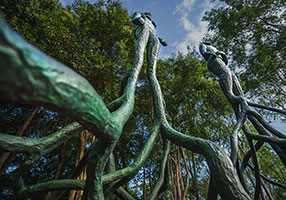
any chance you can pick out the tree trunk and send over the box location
[45,142,66,200]
[181,147,189,200]
[0,106,39,173]
[177,146,184,199]
[68,130,88,200]
[143,165,146,200]
[170,157,177,200]
[192,153,200,200]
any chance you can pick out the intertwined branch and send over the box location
[1,13,284,200]
[199,42,286,200]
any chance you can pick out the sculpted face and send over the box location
[204,43,218,54]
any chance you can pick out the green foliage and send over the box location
[1,0,284,199]
[0,0,134,103]
[121,52,235,198]
[203,0,286,110]
[157,52,233,143]
[203,3,286,196]
[257,144,286,198]
[0,0,134,199]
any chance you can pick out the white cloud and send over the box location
[180,13,193,31]
[173,0,218,54]
[174,0,196,14]
[59,0,73,6]
[150,1,158,7]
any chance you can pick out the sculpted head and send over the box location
[131,12,156,27]
[199,42,218,54]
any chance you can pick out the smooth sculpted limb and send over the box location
[119,12,167,95]
[146,42,251,200]
[0,13,156,199]
[199,42,248,167]
[82,12,164,200]
[199,42,286,199]
[104,12,169,198]
[0,12,169,200]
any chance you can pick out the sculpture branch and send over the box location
[0,17,119,143]
[0,122,83,154]
[248,101,286,116]
[199,42,286,199]
[2,122,84,194]
[12,180,85,200]
[148,139,170,200]
[147,42,251,200]
[103,123,160,185]
[247,164,286,190]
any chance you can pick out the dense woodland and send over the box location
[0,0,285,199]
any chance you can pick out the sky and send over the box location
[59,0,223,58]
[59,0,285,133]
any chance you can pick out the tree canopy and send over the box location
[0,0,285,200]
[203,0,286,110]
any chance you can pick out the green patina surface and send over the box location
[0,13,254,199]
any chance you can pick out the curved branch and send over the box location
[82,138,115,200]
[103,123,160,185]
[0,17,119,142]
[52,128,151,200]
[247,110,286,138]
[245,134,261,200]
[3,123,84,194]
[244,132,286,148]
[0,122,83,154]
[161,125,251,200]
[148,44,251,200]
[14,177,138,200]
[246,115,286,166]
[114,187,138,200]
[103,124,161,198]
[102,123,160,199]
[247,164,286,190]
[159,156,171,194]
[106,154,139,200]
[82,15,158,199]
[248,101,286,116]
[12,179,84,200]
[111,19,150,126]
[230,109,247,166]
[240,141,264,192]
[148,139,170,200]
[0,132,40,154]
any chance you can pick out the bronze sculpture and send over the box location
[199,42,245,105]
[199,42,286,199]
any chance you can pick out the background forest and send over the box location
[0,0,285,199]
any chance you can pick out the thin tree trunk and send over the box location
[69,130,88,200]
[177,147,185,198]
[261,178,274,200]
[170,153,181,200]
[176,152,181,200]
[0,106,39,173]
[75,130,88,200]
[143,165,146,200]
[45,142,66,200]
[192,153,200,200]
[181,147,189,200]
[170,157,177,200]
